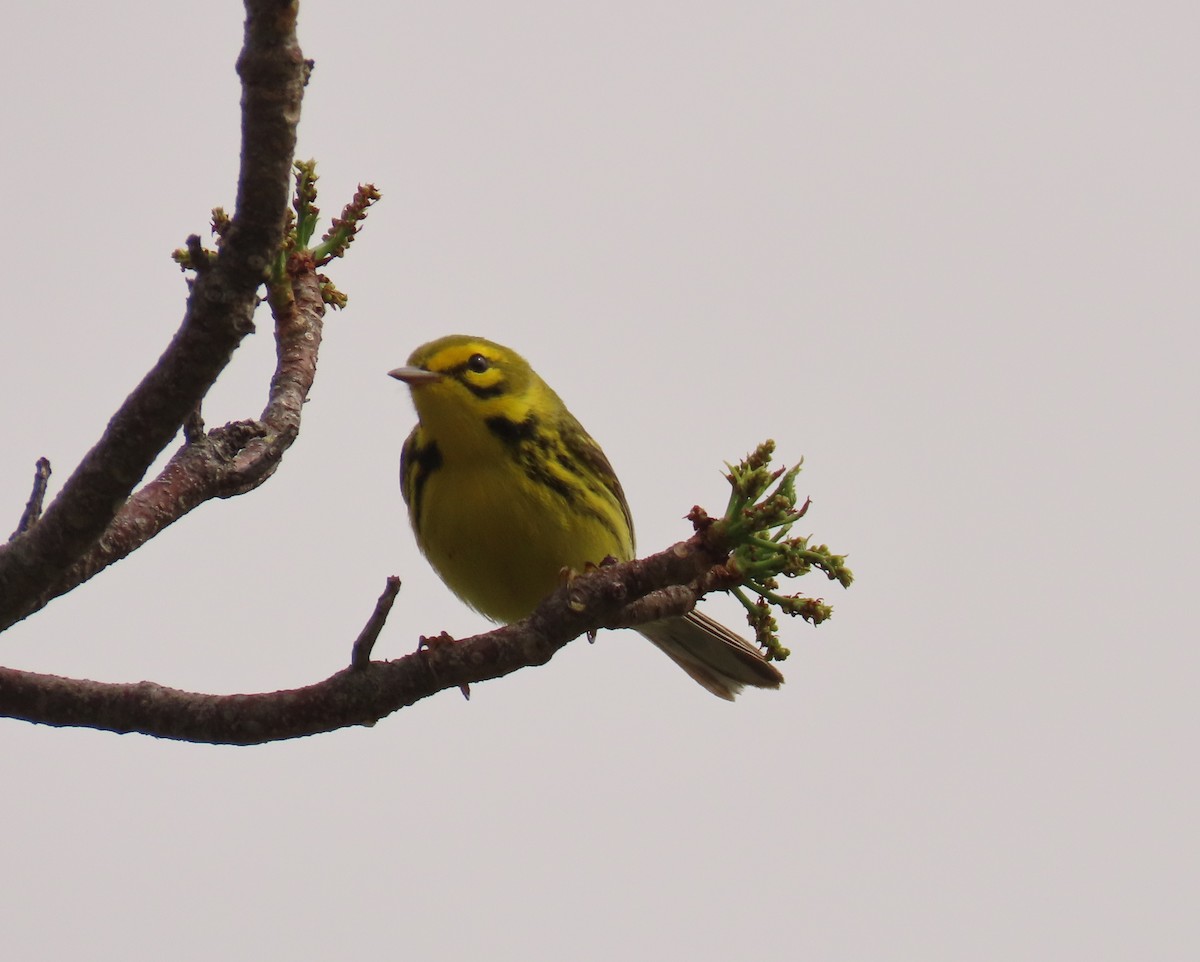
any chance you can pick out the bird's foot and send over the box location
[417,632,470,700]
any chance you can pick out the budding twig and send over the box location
[697,440,854,660]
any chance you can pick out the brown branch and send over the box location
[351,577,402,669]
[0,532,731,744]
[607,584,704,628]
[9,459,52,541]
[22,262,326,617]
[0,0,306,632]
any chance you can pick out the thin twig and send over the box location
[351,577,402,669]
[9,458,52,541]
[605,584,700,628]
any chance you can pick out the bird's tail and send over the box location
[637,610,784,701]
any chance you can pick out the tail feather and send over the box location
[637,610,784,701]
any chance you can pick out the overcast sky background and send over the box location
[1,2,1195,958]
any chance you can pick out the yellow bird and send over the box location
[390,335,783,699]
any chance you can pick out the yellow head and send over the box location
[389,335,560,464]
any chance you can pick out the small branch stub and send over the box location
[9,458,52,540]
[351,577,402,669]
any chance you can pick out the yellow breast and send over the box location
[415,427,632,623]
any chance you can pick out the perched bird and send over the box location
[389,335,784,699]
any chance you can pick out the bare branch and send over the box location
[351,578,402,669]
[0,532,730,744]
[0,0,307,632]
[606,584,703,628]
[14,263,326,621]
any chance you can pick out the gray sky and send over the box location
[2,2,1195,958]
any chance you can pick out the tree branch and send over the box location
[0,0,306,632]
[0,531,733,744]
[21,262,327,617]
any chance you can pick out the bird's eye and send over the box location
[466,353,491,374]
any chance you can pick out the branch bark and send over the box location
[0,0,307,631]
[0,532,736,744]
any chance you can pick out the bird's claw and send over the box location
[417,632,471,700]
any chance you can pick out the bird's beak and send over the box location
[388,366,444,386]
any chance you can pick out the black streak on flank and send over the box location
[402,436,443,534]
[485,415,538,445]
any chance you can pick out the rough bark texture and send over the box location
[0,534,734,744]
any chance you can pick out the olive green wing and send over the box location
[555,409,636,555]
